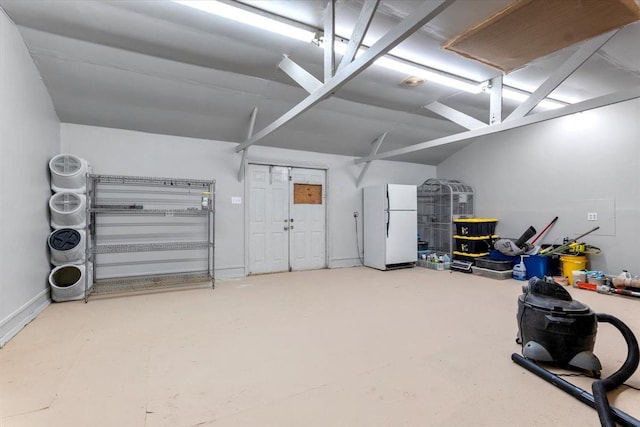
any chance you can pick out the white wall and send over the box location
[61,124,435,278]
[438,99,640,274]
[0,10,60,346]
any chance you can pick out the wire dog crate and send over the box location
[417,178,474,256]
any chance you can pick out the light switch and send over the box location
[231,196,242,205]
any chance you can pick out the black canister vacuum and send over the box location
[512,277,640,427]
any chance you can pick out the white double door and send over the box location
[248,164,326,274]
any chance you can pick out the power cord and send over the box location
[354,212,364,265]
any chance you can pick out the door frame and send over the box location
[243,161,330,276]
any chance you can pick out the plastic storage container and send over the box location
[560,255,588,285]
[454,235,498,253]
[49,154,91,193]
[489,249,548,279]
[452,251,490,264]
[48,228,86,265]
[49,191,87,229]
[453,218,498,236]
[48,264,93,302]
[474,257,513,271]
[423,261,451,270]
[472,266,513,280]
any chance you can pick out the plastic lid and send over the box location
[50,192,82,212]
[453,251,490,257]
[49,229,81,250]
[50,155,82,175]
[453,218,498,223]
[453,234,499,240]
[523,294,591,314]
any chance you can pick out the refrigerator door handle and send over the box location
[386,187,390,237]
[386,209,390,238]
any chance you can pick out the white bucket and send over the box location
[49,154,90,193]
[48,228,85,265]
[49,264,93,302]
[49,192,86,229]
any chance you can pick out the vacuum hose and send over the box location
[514,226,536,248]
[592,313,640,427]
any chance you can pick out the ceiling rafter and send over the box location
[324,0,335,82]
[336,0,379,72]
[424,101,487,130]
[234,0,457,153]
[356,132,387,187]
[355,29,622,164]
[488,75,503,125]
[354,85,640,164]
[237,106,258,182]
[506,30,619,121]
[278,55,322,93]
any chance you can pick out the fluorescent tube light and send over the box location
[374,56,482,94]
[502,87,566,110]
[173,0,316,43]
[330,41,482,94]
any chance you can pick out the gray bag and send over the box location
[494,238,525,256]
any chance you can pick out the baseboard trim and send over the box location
[214,266,246,280]
[0,288,51,348]
[329,258,364,269]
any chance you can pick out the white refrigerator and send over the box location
[363,184,417,270]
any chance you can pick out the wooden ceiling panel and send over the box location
[444,0,640,73]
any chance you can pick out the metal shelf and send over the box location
[89,174,211,189]
[89,208,209,216]
[93,241,211,254]
[85,174,215,301]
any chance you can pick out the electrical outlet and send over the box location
[353,211,359,217]
[587,212,598,221]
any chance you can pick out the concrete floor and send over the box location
[1,266,639,426]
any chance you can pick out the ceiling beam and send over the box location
[337,0,380,72]
[424,101,487,130]
[278,55,322,93]
[356,132,387,187]
[324,0,335,82]
[489,75,502,125]
[237,106,258,182]
[506,30,618,121]
[355,85,640,164]
[235,0,456,153]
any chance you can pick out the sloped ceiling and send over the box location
[1,0,639,165]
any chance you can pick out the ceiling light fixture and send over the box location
[375,56,483,94]
[501,87,567,110]
[172,0,317,43]
[330,41,482,94]
[401,76,425,87]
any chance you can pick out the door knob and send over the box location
[284,219,289,222]
[290,218,294,222]
[290,225,294,229]
[284,226,289,231]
